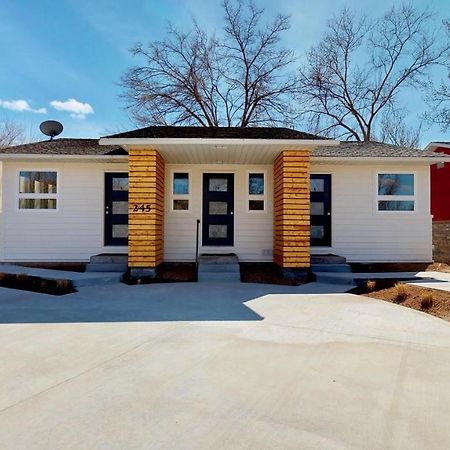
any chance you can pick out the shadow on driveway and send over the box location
[0,281,339,324]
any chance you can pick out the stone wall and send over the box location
[433,221,450,263]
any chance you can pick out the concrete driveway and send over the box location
[1,281,450,449]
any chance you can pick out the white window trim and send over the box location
[247,170,267,213]
[171,170,191,212]
[375,171,417,214]
[16,169,60,212]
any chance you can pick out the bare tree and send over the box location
[121,0,298,127]
[378,110,422,148]
[0,119,25,148]
[425,20,450,132]
[298,4,448,142]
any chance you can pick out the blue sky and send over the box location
[0,0,449,146]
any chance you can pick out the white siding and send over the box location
[1,161,128,261]
[311,163,432,262]
[164,164,273,262]
[0,159,433,264]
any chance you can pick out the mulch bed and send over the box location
[0,272,76,295]
[350,262,430,273]
[350,279,450,322]
[350,262,450,274]
[122,262,197,285]
[240,263,313,286]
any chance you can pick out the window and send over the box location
[112,177,128,191]
[248,172,265,211]
[172,172,190,211]
[173,173,189,194]
[209,177,228,192]
[310,178,324,192]
[18,171,57,210]
[377,173,415,212]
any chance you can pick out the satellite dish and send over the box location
[40,120,63,140]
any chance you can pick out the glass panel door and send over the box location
[310,175,331,246]
[202,174,234,246]
[105,173,128,246]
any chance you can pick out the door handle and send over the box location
[230,211,234,215]
[326,212,331,216]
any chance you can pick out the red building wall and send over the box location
[431,146,450,221]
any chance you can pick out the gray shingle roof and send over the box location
[0,136,445,159]
[311,141,443,158]
[103,126,324,140]
[0,138,126,155]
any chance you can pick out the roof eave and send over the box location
[424,142,450,152]
[312,156,450,164]
[0,154,128,161]
[99,137,339,147]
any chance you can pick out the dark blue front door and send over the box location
[202,174,234,246]
[104,173,128,246]
[310,174,332,247]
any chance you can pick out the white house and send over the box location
[0,126,447,276]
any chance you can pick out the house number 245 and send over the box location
[132,204,152,213]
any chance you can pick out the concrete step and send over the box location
[311,263,351,273]
[198,263,240,273]
[314,272,355,285]
[85,263,127,273]
[197,272,241,282]
[89,254,127,264]
[73,273,124,288]
[198,254,239,264]
[311,254,347,265]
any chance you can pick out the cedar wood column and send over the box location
[128,149,165,277]
[273,150,310,270]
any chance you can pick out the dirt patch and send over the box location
[0,272,76,295]
[350,262,430,273]
[157,263,197,282]
[350,280,450,322]
[425,262,450,273]
[122,262,197,285]
[240,263,314,286]
[350,262,450,274]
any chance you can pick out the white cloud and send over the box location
[50,98,94,119]
[0,99,47,114]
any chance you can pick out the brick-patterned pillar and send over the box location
[273,150,310,271]
[128,149,165,277]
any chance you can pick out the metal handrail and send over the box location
[195,219,200,281]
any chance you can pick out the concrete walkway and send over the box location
[0,281,450,449]
[0,263,122,287]
[407,271,450,292]
[315,269,450,288]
